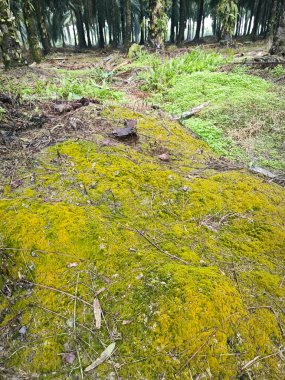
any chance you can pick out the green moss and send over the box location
[0,107,285,379]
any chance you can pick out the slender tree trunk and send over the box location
[33,1,50,55]
[61,30,66,47]
[170,0,178,43]
[177,0,186,44]
[194,0,204,40]
[125,0,132,50]
[0,0,24,68]
[112,0,120,47]
[71,12,78,46]
[73,5,87,48]
[98,18,105,48]
[247,1,255,35]
[270,1,285,55]
[251,0,262,40]
[139,0,145,45]
[22,0,42,63]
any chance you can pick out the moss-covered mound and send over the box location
[1,106,285,379]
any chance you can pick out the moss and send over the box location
[0,107,285,379]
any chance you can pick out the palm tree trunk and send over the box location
[33,1,51,55]
[0,0,24,68]
[194,0,204,40]
[22,0,42,63]
[270,2,285,55]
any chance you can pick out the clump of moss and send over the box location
[0,106,285,379]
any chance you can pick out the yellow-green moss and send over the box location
[0,107,285,379]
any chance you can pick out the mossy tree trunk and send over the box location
[22,0,42,63]
[148,0,167,50]
[270,2,285,55]
[0,0,24,68]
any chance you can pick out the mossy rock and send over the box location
[0,106,285,379]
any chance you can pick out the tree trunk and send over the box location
[251,0,262,40]
[148,0,166,49]
[22,0,42,63]
[177,0,186,44]
[270,2,285,55]
[170,0,178,43]
[0,0,24,68]
[194,0,204,40]
[73,5,87,48]
[139,0,145,45]
[125,0,132,50]
[33,1,50,55]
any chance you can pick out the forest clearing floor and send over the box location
[0,42,285,379]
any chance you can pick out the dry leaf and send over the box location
[122,320,133,325]
[93,298,102,329]
[67,262,78,268]
[63,352,76,364]
[85,342,116,372]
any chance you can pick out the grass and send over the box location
[147,60,285,171]
[136,48,230,92]
[0,67,123,102]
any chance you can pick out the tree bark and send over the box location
[125,0,132,50]
[33,0,50,55]
[194,0,204,40]
[170,0,178,43]
[177,0,186,44]
[22,0,42,63]
[72,4,87,48]
[0,0,24,68]
[148,0,166,49]
[251,0,263,40]
[270,2,285,55]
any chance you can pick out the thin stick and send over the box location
[26,281,92,307]
[31,303,96,337]
[175,330,216,376]
[240,351,279,372]
[0,246,81,259]
[248,306,285,337]
[126,227,190,265]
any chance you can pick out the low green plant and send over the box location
[0,106,6,120]
[153,71,285,170]
[272,64,285,78]
[139,49,229,91]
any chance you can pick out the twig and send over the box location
[171,102,209,121]
[0,246,82,259]
[248,306,285,337]
[175,329,217,376]
[25,281,92,307]
[126,227,190,265]
[31,303,97,337]
[240,351,280,372]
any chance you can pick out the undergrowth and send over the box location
[136,48,230,92]
[0,68,123,101]
[151,70,285,170]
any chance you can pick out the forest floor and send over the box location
[0,42,285,379]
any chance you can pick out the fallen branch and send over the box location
[171,102,209,121]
